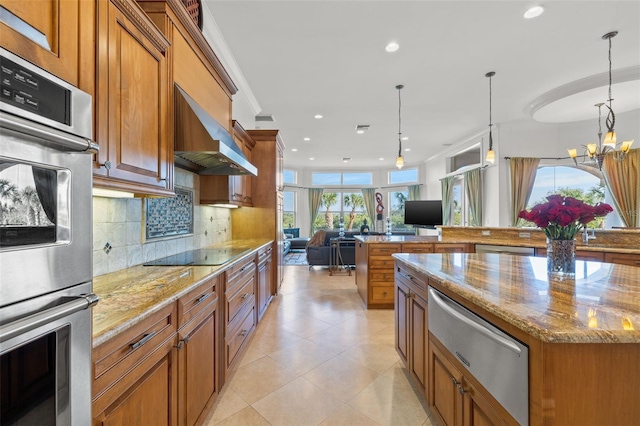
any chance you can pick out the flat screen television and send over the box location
[404,200,443,229]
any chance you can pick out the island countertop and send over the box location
[92,239,271,347]
[392,253,640,344]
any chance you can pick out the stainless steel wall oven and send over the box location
[0,47,98,425]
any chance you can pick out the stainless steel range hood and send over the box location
[174,85,257,176]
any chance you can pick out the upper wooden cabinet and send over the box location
[93,0,173,197]
[200,121,255,207]
[0,0,94,89]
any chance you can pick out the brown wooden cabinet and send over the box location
[200,121,255,206]
[232,130,285,291]
[603,251,640,267]
[429,338,507,426]
[395,269,428,395]
[92,304,178,425]
[0,0,94,89]
[222,255,256,381]
[434,243,474,253]
[93,0,173,196]
[176,277,219,426]
[257,244,274,321]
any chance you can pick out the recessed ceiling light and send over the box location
[523,5,544,19]
[379,157,384,161]
[385,42,399,52]
[303,137,311,141]
[314,114,323,119]
[404,148,411,152]
[342,157,350,163]
[291,148,298,152]
[356,130,364,134]
[402,136,409,141]
[309,157,315,160]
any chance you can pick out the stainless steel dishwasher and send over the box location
[428,287,529,426]
[475,244,535,256]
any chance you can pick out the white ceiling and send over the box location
[204,1,640,170]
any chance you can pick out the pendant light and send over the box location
[567,31,633,166]
[485,71,496,164]
[395,84,404,169]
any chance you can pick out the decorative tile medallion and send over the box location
[145,188,194,239]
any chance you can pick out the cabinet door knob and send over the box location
[98,160,112,170]
[451,377,458,387]
[458,385,467,395]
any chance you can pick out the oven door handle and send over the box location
[0,294,99,343]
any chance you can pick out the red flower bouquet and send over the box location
[518,195,613,240]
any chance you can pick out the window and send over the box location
[311,172,372,186]
[389,168,418,184]
[283,169,296,185]
[283,191,295,228]
[388,190,411,231]
[313,191,370,231]
[452,180,464,225]
[523,166,607,228]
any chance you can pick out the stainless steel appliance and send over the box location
[428,287,529,426]
[1,47,98,425]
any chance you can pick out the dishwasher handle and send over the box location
[428,288,521,355]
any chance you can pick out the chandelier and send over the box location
[568,31,634,169]
[395,84,404,169]
[485,71,496,164]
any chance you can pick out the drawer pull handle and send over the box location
[196,293,212,304]
[130,331,157,351]
[240,329,248,337]
[451,377,458,387]
[241,293,250,299]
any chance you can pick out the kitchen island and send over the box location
[393,252,640,425]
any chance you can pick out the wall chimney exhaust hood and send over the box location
[174,85,258,176]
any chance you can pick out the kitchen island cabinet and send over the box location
[393,253,640,425]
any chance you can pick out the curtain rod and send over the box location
[440,164,488,180]
[503,155,588,161]
[283,184,422,191]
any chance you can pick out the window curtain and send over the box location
[361,188,377,225]
[308,188,324,235]
[408,184,421,201]
[463,168,483,226]
[441,176,454,225]
[602,148,640,227]
[509,157,540,226]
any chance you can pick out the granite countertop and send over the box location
[92,239,271,347]
[355,232,640,255]
[393,253,640,344]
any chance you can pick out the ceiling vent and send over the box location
[355,124,370,133]
[255,114,276,122]
[342,157,351,162]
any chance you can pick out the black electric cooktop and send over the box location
[143,247,251,266]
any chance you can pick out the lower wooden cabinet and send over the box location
[257,245,274,321]
[429,338,506,426]
[395,278,428,395]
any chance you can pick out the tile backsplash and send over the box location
[92,170,232,276]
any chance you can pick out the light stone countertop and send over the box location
[393,253,640,344]
[92,239,271,347]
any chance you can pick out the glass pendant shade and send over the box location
[567,148,578,159]
[587,143,598,156]
[620,140,634,153]
[396,155,404,169]
[603,131,616,146]
[485,149,495,164]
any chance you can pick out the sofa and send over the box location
[305,231,359,268]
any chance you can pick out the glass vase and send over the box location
[546,238,576,278]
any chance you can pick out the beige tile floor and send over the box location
[203,265,436,426]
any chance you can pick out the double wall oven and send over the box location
[0,48,98,425]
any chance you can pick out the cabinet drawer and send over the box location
[177,277,218,328]
[226,258,256,292]
[226,307,255,368]
[434,243,470,253]
[401,243,434,253]
[369,244,401,256]
[225,276,255,326]
[227,255,256,279]
[370,285,395,303]
[370,258,396,269]
[396,264,429,296]
[258,245,273,266]
[93,303,176,397]
[604,252,640,267]
[370,271,395,282]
